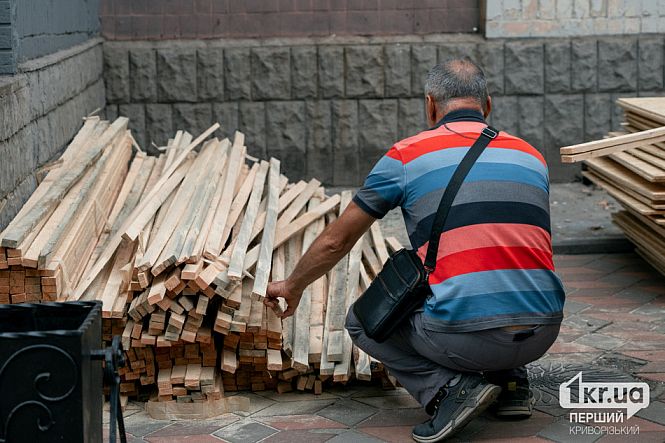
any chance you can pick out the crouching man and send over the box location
[265,58,564,442]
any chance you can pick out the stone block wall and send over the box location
[0,0,100,74]
[0,40,106,230]
[100,0,480,39]
[15,0,100,62]
[104,35,665,185]
[484,0,665,38]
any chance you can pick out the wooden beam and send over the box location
[227,161,270,280]
[251,158,280,300]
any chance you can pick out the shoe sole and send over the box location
[412,384,501,443]
[495,394,535,419]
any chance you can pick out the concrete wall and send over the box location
[484,0,665,38]
[15,0,100,62]
[103,34,665,186]
[0,0,100,74]
[100,0,480,39]
[0,40,106,230]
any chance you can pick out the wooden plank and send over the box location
[227,160,270,280]
[1,118,129,248]
[251,158,281,300]
[610,151,665,182]
[190,139,231,262]
[291,194,323,372]
[152,144,219,276]
[178,140,228,264]
[370,222,389,264]
[267,349,282,371]
[583,171,665,216]
[218,162,258,254]
[147,273,167,305]
[385,236,403,253]
[585,157,665,200]
[241,194,341,273]
[276,179,322,229]
[124,123,220,241]
[204,133,245,259]
[73,158,193,300]
[100,239,137,317]
[560,124,665,155]
[324,191,352,363]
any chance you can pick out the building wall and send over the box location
[15,0,100,62]
[103,34,665,186]
[100,0,481,39]
[484,0,665,38]
[0,40,106,230]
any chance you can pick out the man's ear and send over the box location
[426,95,438,128]
[484,96,492,119]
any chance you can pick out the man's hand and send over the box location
[264,280,303,318]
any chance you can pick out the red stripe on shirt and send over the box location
[392,133,546,166]
[428,246,555,285]
[417,223,552,261]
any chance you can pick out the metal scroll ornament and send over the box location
[0,344,78,442]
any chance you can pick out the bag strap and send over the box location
[423,125,499,273]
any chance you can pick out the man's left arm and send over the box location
[264,201,376,318]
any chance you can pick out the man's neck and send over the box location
[436,101,485,123]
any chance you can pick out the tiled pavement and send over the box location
[109,252,665,442]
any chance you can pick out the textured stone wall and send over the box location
[484,0,665,38]
[100,0,480,40]
[0,0,100,74]
[14,0,100,62]
[104,35,665,185]
[0,39,106,230]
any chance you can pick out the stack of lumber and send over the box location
[0,116,404,398]
[560,97,665,273]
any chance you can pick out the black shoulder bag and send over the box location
[353,126,499,342]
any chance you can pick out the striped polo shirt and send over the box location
[353,109,565,332]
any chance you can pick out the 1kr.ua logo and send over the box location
[559,371,650,419]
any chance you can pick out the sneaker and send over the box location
[412,374,501,442]
[494,379,534,419]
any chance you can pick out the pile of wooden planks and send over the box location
[560,97,665,273]
[0,116,403,399]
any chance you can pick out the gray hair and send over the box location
[424,58,489,111]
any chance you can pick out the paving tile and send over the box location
[359,425,414,443]
[637,373,665,383]
[233,392,278,416]
[636,361,665,373]
[213,421,278,443]
[537,418,602,442]
[597,432,665,442]
[636,401,665,426]
[350,386,410,398]
[616,341,665,351]
[326,430,384,443]
[145,435,224,443]
[563,300,592,314]
[251,399,336,417]
[317,399,378,426]
[260,429,338,443]
[603,330,665,342]
[256,414,347,431]
[470,438,551,443]
[548,341,600,354]
[123,412,171,437]
[468,411,556,440]
[357,408,430,427]
[257,391,340,402]
[145,415,240,437]
[353,394,421,409]
[562,315,611,334]
[574,333,626,351]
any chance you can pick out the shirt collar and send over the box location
[429,108,486,130]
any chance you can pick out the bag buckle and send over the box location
[423,265,435,279]
[482,126,498,139]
